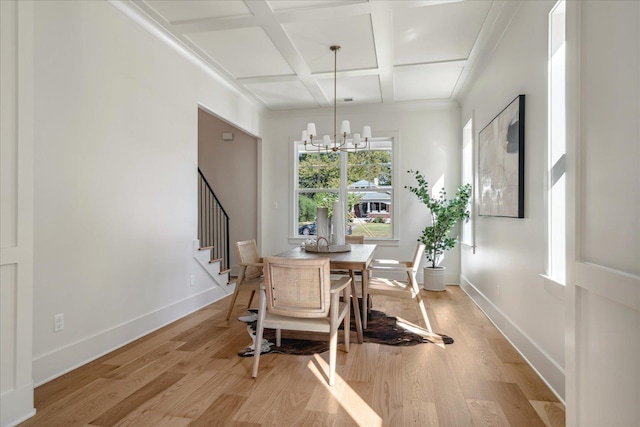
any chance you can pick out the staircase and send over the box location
[197,169,233,286]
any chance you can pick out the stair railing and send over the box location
[198,168,230,271]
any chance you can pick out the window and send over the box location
[461,118,474,247]
[294,137,396,240]
[548,0,566,283]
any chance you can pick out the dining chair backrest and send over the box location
[263,256,332,319]
[345,235,365,244]
[236,240,262,279]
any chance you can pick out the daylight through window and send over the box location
[548,0,566,283]
[294,138,395,240]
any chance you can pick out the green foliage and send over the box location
[346,151,393,185]
[298,195,317,222]
[405,170,472,268]
[298,150,393,189]
[298,152,340,189]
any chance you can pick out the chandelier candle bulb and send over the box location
[362,126,372,140]
[307,123,316,138]
[332,201,345,246]
[340,120,350,135]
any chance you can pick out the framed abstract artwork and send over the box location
[478,94,525,218]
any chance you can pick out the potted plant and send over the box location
[405,170,472,291]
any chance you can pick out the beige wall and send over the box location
[198,109,258,272]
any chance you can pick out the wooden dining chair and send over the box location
[252,256,351,386]
[363,243,432,332]
[225,240,264,321]
[345,235,365,244]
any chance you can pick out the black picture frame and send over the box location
[478,94,525,218]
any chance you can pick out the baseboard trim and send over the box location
[1,382,36,427]
[460,275,565,402]
[32,285,229,386]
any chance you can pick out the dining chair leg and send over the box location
[416,292,433,333]
[226,267,246,321]
[348,273,363,343]
[343,286,350,352]
[247,290,256,309]
[225,286,241,321]
[363,287,368,329]
[329,317,338,386]
[251,291,267,378]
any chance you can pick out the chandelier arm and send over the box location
[301,45,370,154]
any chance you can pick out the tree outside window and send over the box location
[295,138,395,239]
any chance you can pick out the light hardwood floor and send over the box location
[21,285,565,426]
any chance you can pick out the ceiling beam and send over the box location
[370,1,394,103]
[243,0,329,107]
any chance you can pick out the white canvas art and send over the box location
[478,95,525,218]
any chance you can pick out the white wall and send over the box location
[565,1,640,425]
[262,102,463,280]
[29,0,265,391]
[1,1,36,425]
[459,0,566,399]
[198,108,258,272]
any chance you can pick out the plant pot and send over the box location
[423,266,446,291]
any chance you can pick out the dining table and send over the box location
[275,243,377,344]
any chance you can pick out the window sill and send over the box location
[289,237,400,247]
[461,241,475,249]
[539,273,565,301]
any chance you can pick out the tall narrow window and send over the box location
[294,137,396,240]
[461,118,474,247]
[548,0,566,283]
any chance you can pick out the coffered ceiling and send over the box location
[130,0,507,111]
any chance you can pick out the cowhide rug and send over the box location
[238,309,453,357]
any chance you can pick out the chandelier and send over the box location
[301,45,372,153]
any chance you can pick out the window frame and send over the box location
[290,132,399,244]
[461,116,475,251]
[546,0,567,285]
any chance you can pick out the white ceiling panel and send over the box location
[244,81,319,110]
[317,75,381,105]
[128,0,508,110]
[394,62,465,101]
[393,1,492,65]
[143,0,252,23]
[187,27,294,78]
[268,0,364,12]
[283,14,377,73]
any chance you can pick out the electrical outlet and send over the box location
[54,313,64,332]
[190,275,196,287]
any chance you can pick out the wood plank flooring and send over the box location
[21,285,565,426]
